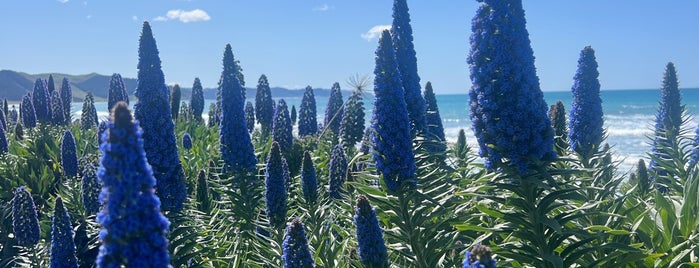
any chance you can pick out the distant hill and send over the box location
[0,70,356,102]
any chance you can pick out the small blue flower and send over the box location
[282,218,314,268]
[12,186,40,247]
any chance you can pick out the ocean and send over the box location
[77,88,699,174]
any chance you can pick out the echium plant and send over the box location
[182,132,192,150]
[371,30,416,191]
[300,151,318,204]
[423,81,447,157]
[219,44,257,173]
[190,77,205,122]
[0,117,7,153]
[568,46,604,161]
[298,86,318,137]
[328,144,347,199]
[255,74,275,134]
[96,102,171,267]
[61,130,79,177]
[324,82,344,134]
[50,91,65,125]
[549,100,568,153]
[21,94,37,128]
[265,141,288,229]
[462,245,496,268]
[339,86,365,149]
[281,218,315,268]
[290,105,297,126]
[170,84,181,120]
[108,73,127,111]
[133,21,187,212]
[648,62,684,190]
[354,195,388,268]
[12,186,40,248]
[467,0,554,173]
[272,99,293,153]
[80,92,98,130]
[50,197,78,268]
[32,78,50,123]
[81,163,101,215]
[391,0,426,134]
[0,106,7,131]
[245,101,255,133]
[60,78,72,124]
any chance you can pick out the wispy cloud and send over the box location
[154,9,211,23]
[86,14,92,19]
[361,25,391,41]
[312,4,333,12]
[57,0,69,3]
[132,15,138,21]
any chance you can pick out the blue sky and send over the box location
[0,1,697,94]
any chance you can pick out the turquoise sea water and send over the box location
[77,88,699,173]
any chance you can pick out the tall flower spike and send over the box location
[300,151,318,204]
[371,30,416,192]
[0,107,7,131]
[290,105,297,126]
[324,82,344,134]
[60,78,73,124]
[245,101,256,133]
[50,196,78,268]
[61,130,79,177]
[108,73,127,111]
[265,142,288,228]
[96,102,171,267]
[81,163,101,215]
[468,0,555,173]
[328,144,347,199]
[339,88,366,149]
[282,218,315,268]
[32,78,50,123]
[391,0,426,134]
[12,186,40,247]
[219,44,257,173]
[170,84,181,120]
[190,77,205,122]
[133,21,187,212]
[21,94,37,128]
[51,91,65,125]
[568,46,604,159]
[549,100,568,152]
[272,99,293,153]
[423,81,447,156]
[298,86,318,137]
[648,62,683,188]
[255,74,275,134]
[0,118,7,154]
[80,92,98,130]
[354,195,388,267]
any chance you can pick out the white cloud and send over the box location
[132,15,138,21]
[361,25,391,41]
[86,14,92,19]
[57,0,69,3]
[312,4,333,12]
[154,9,211,23]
